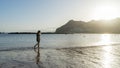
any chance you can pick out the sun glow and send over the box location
[92,5,119,20]
[97,34,111,45]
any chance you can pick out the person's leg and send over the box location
[34,43,38,52]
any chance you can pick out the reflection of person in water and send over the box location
[36,45,40,64]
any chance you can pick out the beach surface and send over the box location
[0,44,120,68]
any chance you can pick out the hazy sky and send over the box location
[0,0,120,32]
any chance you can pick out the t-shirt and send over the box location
[36,33,40,42]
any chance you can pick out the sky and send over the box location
[0,0,120,32]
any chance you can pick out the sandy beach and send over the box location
[0,44,120,68]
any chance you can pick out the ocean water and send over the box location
[0,34,120,50]
[1,34,120,68]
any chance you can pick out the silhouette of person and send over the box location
[36,30,41,43]
[34,30,41,52]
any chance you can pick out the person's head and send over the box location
[37,30,41,33]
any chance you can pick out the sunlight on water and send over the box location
[97,34,111,45]
[97,34,113,68]
[102,46,112,68]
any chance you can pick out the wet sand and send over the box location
[0,45,120,68]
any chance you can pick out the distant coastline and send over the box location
[7,32,56,34]
[1,32,120,34]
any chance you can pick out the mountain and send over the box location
[55,18,120,34]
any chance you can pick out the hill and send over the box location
[55,18,120,34]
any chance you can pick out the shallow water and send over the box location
[1,34,120,49]
[0,34,120,68]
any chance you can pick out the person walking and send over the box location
[34,30,41,52]
[36,30,41,44]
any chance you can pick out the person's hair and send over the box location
[37,30,41,33]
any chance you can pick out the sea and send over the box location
[0,34,120,50]
[0,34,120,68]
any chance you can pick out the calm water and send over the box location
[0,34,120,50]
